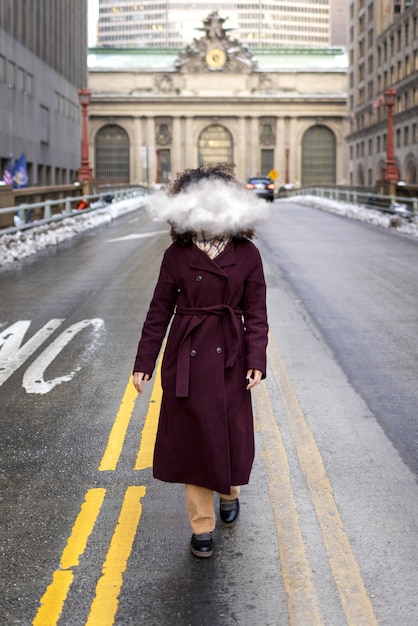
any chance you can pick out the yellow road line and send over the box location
[254,385,324,626]
[99,378,138,471]
[85,485,146,626]
[268,334,378,626]
[254,383,324,626]
[60,488,106,569]
[134,355,163,470]
[33,488,106,626]
[33,571,74,626]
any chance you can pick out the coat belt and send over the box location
[174,305,243,398]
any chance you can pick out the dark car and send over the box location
[246,176,275,202]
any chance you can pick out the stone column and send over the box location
[236,117,247,182]
[277,117,286,188]
[146,117,156,186]
[287,116,299,187]
[249,117,259,176]
[139,117,156,187]
[132,117,142,184]
[184,117,194,169]
[171,116,183,178]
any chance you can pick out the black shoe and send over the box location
[220,498,240,526]
[191,533,214,558]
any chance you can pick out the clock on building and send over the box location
[206,48,227,69]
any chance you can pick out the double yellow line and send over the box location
[33,361,162,625]
[33,486,146,626]
[33,336,378,625]
[254,334,378,626]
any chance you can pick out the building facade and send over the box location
[0,0,88,186]
[330,0,349,47]
[88,12,348,188]
[95,0,334,49]
[347,0,418,189]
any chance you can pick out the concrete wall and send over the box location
[0,29,82,185]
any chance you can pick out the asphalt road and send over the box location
[1,200,418,626]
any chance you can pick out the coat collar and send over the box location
[190,240,236,273]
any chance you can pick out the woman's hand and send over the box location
[246,369,263,390]
[133,372,149,394]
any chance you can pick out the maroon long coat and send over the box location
[133,237,268,494]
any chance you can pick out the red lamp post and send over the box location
[77,87,93,181]
[383,88,399,189]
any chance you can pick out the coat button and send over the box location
[190,349,197,356]
[196,275,202,282]
[216,347,222,354]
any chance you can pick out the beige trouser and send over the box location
[185,484,241,534]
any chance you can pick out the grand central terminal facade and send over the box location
[87,13,348,189]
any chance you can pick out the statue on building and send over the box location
[176,12,258,74]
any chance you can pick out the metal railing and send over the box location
[289,187,418,218]
[0,186,149,236]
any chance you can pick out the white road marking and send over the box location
[107,232,162,242]
[22,319,105,394]
[0,319,65,386]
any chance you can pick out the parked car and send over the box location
[246,176,275,202]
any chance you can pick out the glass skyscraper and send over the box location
[95,0,333,49]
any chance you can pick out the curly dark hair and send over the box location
[168,162,255,244]
[168,162,236,196]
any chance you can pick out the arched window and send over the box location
[376,160,386,183]
[198,124,233,165]
[301,125,336,186]
[405,157,417,184]
[95,124,129,184]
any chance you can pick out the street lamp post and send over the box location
[77,87,93,181]
[383,88,399,194]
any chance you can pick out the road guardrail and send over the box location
[290,187,418,219]
[0,186,149,236]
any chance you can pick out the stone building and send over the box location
[347,0,418,188]
[88,12,348,188]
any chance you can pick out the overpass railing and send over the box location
[289,186,418,218]
[0,185,149,236]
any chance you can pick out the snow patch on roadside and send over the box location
[2,192,417,268]
[0,197,146,267]
[290,195,418,239]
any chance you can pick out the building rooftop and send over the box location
[88,46,348,73]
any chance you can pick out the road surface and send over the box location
[1,200,418,625]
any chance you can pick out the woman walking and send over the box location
[133,163,268,558]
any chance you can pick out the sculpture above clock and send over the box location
[176,12,258,74]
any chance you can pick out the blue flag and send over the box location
[2,155,14,185]
[12,153,28,188]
